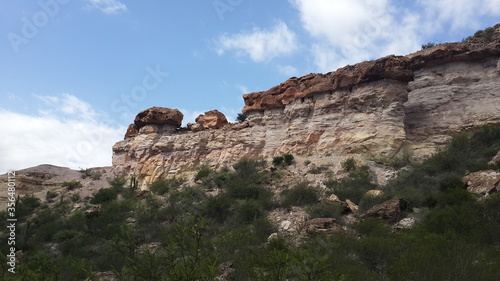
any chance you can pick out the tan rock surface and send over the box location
[362,199,407,223]
[463,170,500,195]
[112,31,500,189]
[195,110,229,129]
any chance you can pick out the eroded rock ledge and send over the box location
[113,29,500,189]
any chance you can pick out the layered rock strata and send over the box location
[113,35,500,189]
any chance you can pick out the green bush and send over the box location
[17,195,42,218]
[194,165,212,181]
[236,113,248,122]
[421,42,437,49]
[283,154,294,165]
[90,188,118,204]
[273,154,294,166]
[237,200,264,222]
[306,202,343,219]
[205,195,233,223]
[341,157,357,171]
[108,177,126,190]
[70,194,80,203]
[46,191,58,200]
[326,165,376,204]
[62,181,83,190]
[272,156,284,166]
[281,182,319,207]
[150,178,183,195]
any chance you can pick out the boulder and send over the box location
[362,199,407,223]
[366,190,385,197]
[489,150,500,165]
[345,199,359,214]
[134,107,183,128]
[187,123,204,132]
[393,217,417,231]
[195,110,228,129]
[300,218,343,235]
[124,123,139,139]
[462,170,500,195]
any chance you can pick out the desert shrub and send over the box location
[78,168,92,179]
[70,194,80,203]
[232,159,267,181]
[355,218,391,237]
[53,230,82,242]
[226,180,267,200]
[62,180,82,190]
[150,178,183,195]
[90,188,118,204]
[283,154,294,165]
[17,195,42,218]
[273,154,295,166]
[204,195,233,223]
[326,165,377,204]
[108,176,126,190]
[236,200,264,222]
[341,157,357,171]
[306,202,343,220]
[273,156,284,166]
[421,42,437,49]
[46,191,58,200]
[281,182,319,208]
[236,113,248,122]
[194,165,212,181]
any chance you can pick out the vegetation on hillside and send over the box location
[1,124,500,280]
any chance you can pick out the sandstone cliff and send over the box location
[113,26,500,189]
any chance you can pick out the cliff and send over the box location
[112,26,500,189]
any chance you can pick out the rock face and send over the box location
[463,170,500,195]
[362,199,407,223]
[134,107,183,128]
[112,28,500,189]
[195,110,229,129]
[242,55,413,114]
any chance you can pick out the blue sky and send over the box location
[1,0,499,172]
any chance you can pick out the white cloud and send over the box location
[86,0,127,15]
[179,109,205,125]
[291,0,422,72]
[419,0,500,31]
[277,65,299,77]
[216,21,298,62]
[0,94,125,173]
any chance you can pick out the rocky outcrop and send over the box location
[463,170,500,195]
[242,55,413,114]
[195,110,228,129]
[404,42,500,157]
[134,107,183,128]
[125,124,139,139]
[362,199,407,223]
[112,26,500,189]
